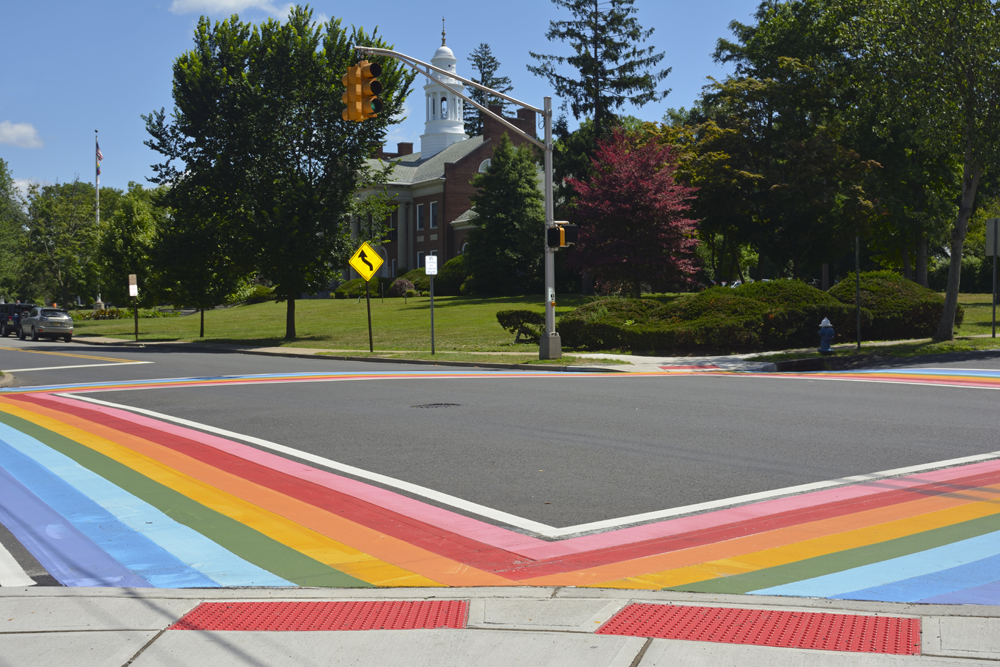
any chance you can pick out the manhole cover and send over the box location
[411,403,461,409]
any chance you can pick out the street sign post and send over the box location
[425,255,438,355]
[128,274,139,342]
[348,242,384,352]
[988,218,999,337]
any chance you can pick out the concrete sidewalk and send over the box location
[1,586,997,666]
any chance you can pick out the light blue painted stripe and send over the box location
[0,465,151,587]
[918,579,1000,605]
[839,552,1000,603]
[0,437,216,588]
[0,422,293,588]
[750,530,1000,599]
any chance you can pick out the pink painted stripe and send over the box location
[36,394,548,554]
[34,394,1000,561]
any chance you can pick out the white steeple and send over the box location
[420,18,468,158]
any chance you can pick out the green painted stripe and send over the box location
[0,410,371,588]
[668,511,1000,595]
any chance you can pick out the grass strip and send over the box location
[0,408,371,588]
[668,511,1000,595]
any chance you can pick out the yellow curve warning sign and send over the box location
[348,241,384,282]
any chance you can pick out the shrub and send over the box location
[334,277,393,299]
[405,289,417,298]
[828,271,962,340]
[400,268,430,292]
[496,309,545,343]
[434,255,468,296]
[388,278,414,297]
[558,281,870,353]
[244,284,276,304]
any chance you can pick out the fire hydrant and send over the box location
[818,317,835,354]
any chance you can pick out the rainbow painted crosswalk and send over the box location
[1,368,1000,605]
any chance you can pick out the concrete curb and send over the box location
[70,337,627,373]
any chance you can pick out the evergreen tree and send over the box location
[464,134,545,295]
[464,43,513,137]
[527,0,670,137]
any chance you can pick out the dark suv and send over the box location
[0,303,35,338]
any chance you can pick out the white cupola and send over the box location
[420,19,468,158]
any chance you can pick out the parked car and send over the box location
[18,307,73,342]
[0,303,35,338]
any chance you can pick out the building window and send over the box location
[478,159,492,173]
[429,201,438,229]
[462,242,469,254]
[416,204,424,231]
[441,96,448,119]
[417,251,425,268]
[391,259,396,278]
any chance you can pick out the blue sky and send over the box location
[0,0,762,195]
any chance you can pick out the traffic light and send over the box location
[359,60,383,120]
[342,64,361,121]
[546,222,578,248]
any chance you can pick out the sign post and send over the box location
[348,242,384,353]
[425,255,438,355]
[988,218,999,337]
[128,274,139,342]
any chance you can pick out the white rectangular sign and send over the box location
[128,284,139,297]
[425,255,438,275]
[987,218,1000,257]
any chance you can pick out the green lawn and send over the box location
[70,295,595,352]
[957,293,1000,336]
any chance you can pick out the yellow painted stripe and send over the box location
[593,490,1000,589]
[13,349,141,363]
[0,399,444,587]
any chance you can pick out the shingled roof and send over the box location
[366,136,485,186]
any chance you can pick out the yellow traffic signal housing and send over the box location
[359,60,383,120]
[342,65,362,121]
[547,222,578,248]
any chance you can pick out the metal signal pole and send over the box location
[351,46,561,359]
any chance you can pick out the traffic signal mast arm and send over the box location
[350,45,561,360]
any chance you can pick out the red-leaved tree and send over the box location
[568,130,699,297]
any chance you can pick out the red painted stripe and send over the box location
[11,394,528,574]
[170,600,468,631]
[597,604,920,654]
[17,393,1000,580]
[499,468,1000,578]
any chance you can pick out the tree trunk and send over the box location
[200,308,205,338]
[285,297,296,340]
[902,234,912,280]
[916,233,928,286]
[822,262,830,291]
[935,161,982,341]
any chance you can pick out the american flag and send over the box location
[96,142,104,162]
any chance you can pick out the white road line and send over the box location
[4,361,154,373]
[64,393,1000,538]
[62,394,556,535]
[0,539,35,587]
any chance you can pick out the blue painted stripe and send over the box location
[918,580,1000,605]
[0,423,292,588]
[833,552,1000,603]
[0,438,215,588]
[0,465,150,587]
[750,530,1000,600]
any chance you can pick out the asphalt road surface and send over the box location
[3,337,999,531]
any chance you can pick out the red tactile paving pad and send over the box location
[169,600,468,631]
[597,604,920,655]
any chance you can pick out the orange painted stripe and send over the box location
[7,398,513,587]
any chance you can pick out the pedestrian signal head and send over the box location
[547,222,578,249]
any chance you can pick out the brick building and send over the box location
[354,35,537,279]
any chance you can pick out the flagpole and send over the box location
[95,130,99,225]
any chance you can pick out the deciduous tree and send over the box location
[567,130,699,297]
[144,6,414,339]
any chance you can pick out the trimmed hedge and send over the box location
[400,268,430,292]
[828,271,962,340]
[434,255,468,296]
[559,280,868,353]
[496,309,545,343]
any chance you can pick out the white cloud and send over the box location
[169,0,324,22]
[0,121,42,149]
